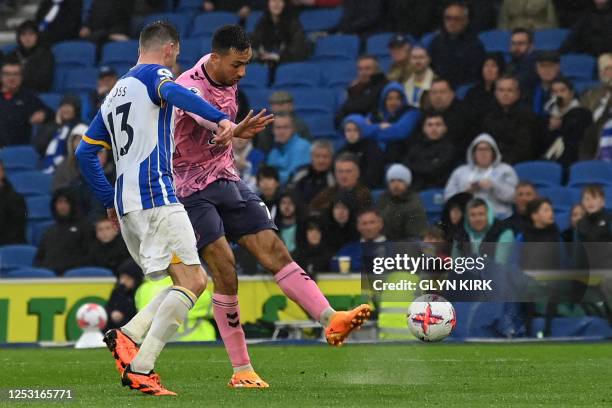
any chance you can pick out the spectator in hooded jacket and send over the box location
[87,217,131,273]
[323,192,360,253]
[335,0,383,36]
[481,75,541,164]
[464,53,506,122]
[404,113,457,191]
[560,0,612,56]
[429,2,486,87]
[293,221,334,275]
[369,82,421,148]
[498,0,558,30]
[34,189,93,275]
[438,192,473,242]
[542,77,593,166]
[337,114,385,189]
[403,46,436,108]
[289,140,335,206]
[376,164,428,240]
[7,20,54,92]
[105,259,144,330]
[52,124,87,191]
[250,0,310,66]
[35,0,82,44]
[0,160,27,245]
[445,133,519,218]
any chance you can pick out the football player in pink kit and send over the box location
[173,25,371,388]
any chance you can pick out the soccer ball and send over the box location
[407,294,456,342]
[76,303,107,330]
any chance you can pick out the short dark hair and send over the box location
[552,76,574,92]
[139,21,180,50]
[257,165,279,182]
[212,25,251,54]
[335,152,359,167]
[517,180,537,191]
[511,28,534,44]
[431,77,454,92]
[525,197,552,220]
[357,207,381,220]
[2,55,22,69]
[467,198,488,211]
[423,112,445,123]
[496,74,520,89]
[583,184,604,199]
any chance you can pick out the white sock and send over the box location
[319,307,336,328]
[122,287,171,343]
[130,287,196,373]
[233,363,254,374]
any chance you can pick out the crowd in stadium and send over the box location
[0,0,612,283]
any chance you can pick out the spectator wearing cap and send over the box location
[376,164,428,240]
[531,51,561,116]
[498,0,558,30]
[335,0,384,36]
[403,46,436,108]
[0,57,47,147]
[387,34,412,84]
[445,133,519,217]
[580,53,612,122]
[560,0,612,57]
[7,20,54,92]
[255,90,311,153]
[383,0,436,38]
[429,1,486,87]
[289,139,336,206]
[266,112,312,185]
[542,77,592,166]
[337,114,385,189]
[35,0,82,44]
[482,75,541,164]
[336,55,389,124]
[91,66,118,113]
[507,28,539,91]
[464,53,506,122]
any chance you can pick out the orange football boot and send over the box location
[103,329,139,375]
[325,304,372,346]
[228,370,270,388]
[121,366,177,396]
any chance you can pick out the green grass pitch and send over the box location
[2,342,612,407]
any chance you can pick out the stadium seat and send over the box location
[533,28,570,51]
[554,210,570,232]
[25,195,52,221]
[6,267,56,278]
[7,171,52,196]
[64,267,114,277]
[1,43,16,55]
[240,63,269,89]
[420,32,436,49]
[321,61,356,88]
[561,54,596,80]
[567,160,612,188]
[514,161,563,188]
[371,188,385,202]
[300,113,337,139]
[38,91,62,111]
[245,10,263,34]
[298,8,342,33]
[274,63,321,88]
[478,30,511,53]
[143,13,191,38]
[177,0,203,12]
[51,41,96,68]
[0,145,39,171]
[377,56,392,73]
[63,67,98,93]
[290,88,337,114]
[28,220,54,246]
[538,187,577,211]
[0,244,37,271]
[190,12,239,38]
[242,88,272,111]
[455,83,474,101]
[420,189,445,223]
[178,37,211,67]
[100,40,139,66]
[312,35,359,62]
[573,80,599,95]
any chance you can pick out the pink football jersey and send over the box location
[173,54,240,198]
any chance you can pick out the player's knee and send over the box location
[185,265,207,297]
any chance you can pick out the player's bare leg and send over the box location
[238,230,371,346]
[202,237,269,388]
[122,263,206,396]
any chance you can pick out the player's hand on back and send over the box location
[234,109,275,140]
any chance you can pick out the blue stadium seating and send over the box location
[533,28,570,51]
[143,13,191,38]
[178,37,211,67]
[82,0,93,23]
[478,30,511,53]
[573,80,599,95]
[420,189,445,223]
[27,220,54,246]
[554,210,570,232]
[245,11,263,34]
[312,35,359,62]
[7,171,52,196]
[38,92,63,112]
[274,62,321,88]
[1,43,16,55]
[63,67,98,93]
[0,145,39,172]
[538,187,578,211]
[321,61,356,88]
[300,113,337,139]
[561,54,596,80]
[64,267,114,277]
[455,83,474,101]
[567,160,612,188]
[0,245,37,272]
[51,41,96,68]
[177,0,203,12]
[6,267,56,278]
[240,63,269,89]
[290,88,337,115]
[25,195,52,221]
[377,56,392,73]
[514,161,563,187]
[100,40,139,66]
[371,188,385,202]
[420,32,436,49]
[191,12,239,38]
[242,88,272,111]
[299,8,342,32]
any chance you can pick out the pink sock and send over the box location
[212,294,251,368]
[275,262,331,320]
